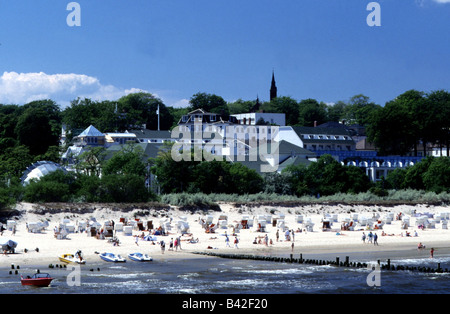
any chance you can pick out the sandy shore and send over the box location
[1,202,450,268]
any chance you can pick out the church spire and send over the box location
[270,70,277,101]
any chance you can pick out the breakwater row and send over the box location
[192,251,450,274]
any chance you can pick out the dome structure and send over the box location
[21,161,67,185]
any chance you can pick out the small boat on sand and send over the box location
[128,252,153,262]
[58,250,86,264]
[99,252,126,262]
[21,273,53,287]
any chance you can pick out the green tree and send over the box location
[270,96,300,126]
[102,144,147,177]
[423,157,450,193]
[189,92,229,118]
[427,90,450,156]
[227,99,255,115]
[366,93,416,156]
[404,90,436,156]
[0,104,22,149]
[23,100,62,139]
[0,145,34,178]
[326,101,348,123]
[385,168,407,190]
[0,179,20,211]
[150,144,199,193]
[305,154,348,196]
[282,164,309,196]
[99,174,151,203]
[118,92,172,130]
[62,98,114,135]
[263,172,294,195]
[227,162,263,194]
[344,166,372,193]
[403,156,434,190]
[23,170,75,202]
[74,174,102,202]
[15,107,59,156]
[298,99,328,127]
[190,160,231,194]
[75,146,107,177]
[342,94,380,126]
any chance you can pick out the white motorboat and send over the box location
[128,252,153,262]
[99,252,126,262]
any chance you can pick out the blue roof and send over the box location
[78,125,104,137]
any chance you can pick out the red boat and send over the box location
[21,273,54,287]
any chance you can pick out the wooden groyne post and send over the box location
[191,251,449,274]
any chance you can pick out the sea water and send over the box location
[1,254,449,294]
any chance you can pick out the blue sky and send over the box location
[0,0,448,108]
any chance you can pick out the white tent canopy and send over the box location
[21,161,67,185]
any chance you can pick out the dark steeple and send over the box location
[251,95,261,113]
[270,70,277,101]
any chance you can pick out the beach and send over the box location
[1,202,449,269]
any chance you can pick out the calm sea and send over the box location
[1,253,449,295]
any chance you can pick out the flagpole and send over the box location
[157,104,160,131]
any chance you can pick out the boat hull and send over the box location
[100,253,126,262]
[21,274,53,287]
[58,254,86,264]
[128,253,153,262]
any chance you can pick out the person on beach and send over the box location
[285,229,290,241]
[169,238,174,251]
[174,237,178,251]
[430,248,434,258]
[276,229,279,242]
[134,235,139,246]
[160,240,165,254]
[234,237,239,249]
[373,232,378,245]
[225,233,230,247]
[362,232,366,243]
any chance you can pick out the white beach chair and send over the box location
[123,225,133,236]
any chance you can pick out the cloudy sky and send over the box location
[0,0,448,108]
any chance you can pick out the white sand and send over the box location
[1,202,449,267]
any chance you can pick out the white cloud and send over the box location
[0,71,150,108]
[172,98,190,108]
[416,0,450,6]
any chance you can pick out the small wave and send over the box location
[242,268,313,275]
[87,272,150,279]
[178,272,200,280]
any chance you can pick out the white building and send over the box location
[275,126,356,152]
[231,112,285,126]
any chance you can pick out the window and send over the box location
[210,115,216,122]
